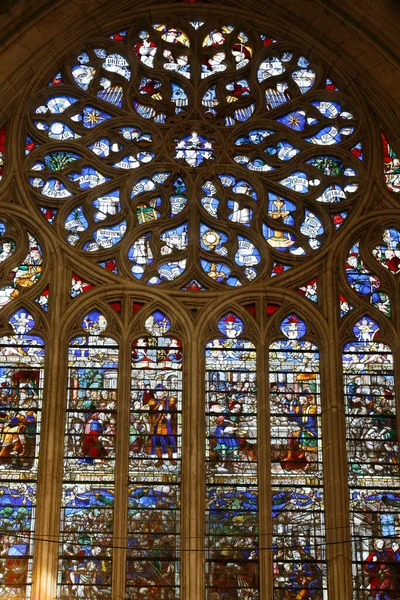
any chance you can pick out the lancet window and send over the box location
[58,310,119,599]
[0,309,45,600]
[343,317,399,599]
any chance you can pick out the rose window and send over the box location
[24,19,364,288]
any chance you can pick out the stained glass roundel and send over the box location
[24,18,365,289]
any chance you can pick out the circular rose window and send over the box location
[24,17,365,289]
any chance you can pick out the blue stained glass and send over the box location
[263,225,306,255]
[292,67,316,93]
[68,166,110,188]
[202,86,219,114]
[225,102,255,126]
[235,129,274,145]
[201,260,231,283]
[97,81,124,106]
[160,222,189,253]
[263,140,295,160]
[47,121,81,141]
[148,261,187,284]
[276,110,306,130]
[35,95,78,114]
[205,322,258,598]
[0,310,45,599]
[300,211,324,249]
[131,172,171,198]
[218,174,257,200]
[217,313,244,338]
[144,310,171,335]
[235,236,260,272]
[305,126,343,145]
[101,52,131,80]
[316,184,349,203]
[345,242,391,317]
[171,83,189,113]
[280,314,307,339]
[268,192,296,225]
[265,86,291,110]
[175,132,215,167]
[9,308,35,334]
[350,142,363,160]
[234,154,274,172]
[311,100,341,119]
[339,294,353,317]
[343,317,399,598]
[65,206,88,246]
[372,228,400,274]
[72,63,96,90]
[129,313,182,595]
[79,106,112,128]
[270,332,327,597]
[31,177,73,199]
[298,277,318,303]
[93,190,121,221]
[257,56,286,82]
[200,224,228,254]
[128,234,153,278]
[89,138,118,157]
[59,312,118,599]
[113,152,155,169]
[278,171,309,194]
[306,156,345,176]
[83,220,127,252]
[81,310,108,334]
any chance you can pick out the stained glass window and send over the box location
[1,6,398,600]
[343,317,399,599]
[58,310,118,599]
[0,309,45,599]
[128,310,182,598]
[205,313,258,599]
[0,221,43,311]
[24,20,364,290]
[269,315,327,598]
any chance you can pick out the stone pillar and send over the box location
[258,340,273,599]
[31,256,67,600]
[320,255,353,600]
[181,328,204,600]
[111,338,131,600]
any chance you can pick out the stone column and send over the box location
[258,339,273,599]
[320,255,353,600]
[31,254,67,600]
[111,337,131,600]
[181,326,204,600]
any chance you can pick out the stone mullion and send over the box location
[111,338,131,600]
[321,254,353,600]
[31,261,67,600]
[181,326,204,600]
[258,338,272,600]
[395,285,400,451]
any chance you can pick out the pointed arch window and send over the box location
[0,308,45,599]
[58,310,119,599]
[269,314,327,598]
[128,310,182,598]
[205,313,259,598]
[343,317,399,599]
